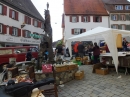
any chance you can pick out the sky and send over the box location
[31,0,63,42]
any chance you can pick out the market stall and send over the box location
[66,27,130,72]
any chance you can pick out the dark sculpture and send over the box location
[37,3,54,70]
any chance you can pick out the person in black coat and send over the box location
[26,49,32,61]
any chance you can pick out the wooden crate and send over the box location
[55,66,68,72]
[68,65,78,70]
[75,71,84,80]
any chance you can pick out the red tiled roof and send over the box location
[64,0,108,15]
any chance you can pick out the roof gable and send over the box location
[64,0,108,15]
[0,0,44,21]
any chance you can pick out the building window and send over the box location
[0,24,2,33]
[121,25,125,30]
[25,30,31,38]
[111,15,118,20]
[72,29,85,35]
[0,4,2,14]
[41,23,44,29]
[12,27,18,36]
[83,16,88,22]
[9,9,18,20]
[34,20,38,27]
[111,25,118,29]
[12,10,15,19]
[72,16,77,22]
[115,5,123,10]
[120,15,126,21]
[25,16,31,24]
[95,16,100,22]
[125,5,130,10]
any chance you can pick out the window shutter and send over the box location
[84,29,86,32]
[2,5,7,15]
[39,22,41,28]
[70,16,72,22]
[120,25,122,29]
[29,18,31,25]
[126,14,130,21]
[9,9,12,18]
[77,16,79,22]
[93,16,95,22]
[15,12,18,20]
[2,24,7,34]
[71,29,74,34]
[88,16,90,22]
[111,14,113,20]
[117,14,119,21]
[111,24,113,28]
[22,30,25,37]
[100,16,102,22]
[18,29,21,37]
[24,16,27,23]
[129,14,130,21]
[33,19,35,25]
[9,26,13,35]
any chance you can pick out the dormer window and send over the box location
[125,5,130,10]
[72,16,77,22]
[115,5,123,10]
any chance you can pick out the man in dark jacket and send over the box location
[122,38,128,51]
[92,42,100,64]
[26,49,32,61]
[77,42,85,58]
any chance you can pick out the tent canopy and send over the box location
[66,27,130,72]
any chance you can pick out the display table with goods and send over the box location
[99,52,130,75]
[35,62,78,85]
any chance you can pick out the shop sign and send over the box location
[30,34,41,39]
[20,38,41,43]
[6,37,14,42]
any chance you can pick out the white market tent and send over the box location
[66,27,130,72]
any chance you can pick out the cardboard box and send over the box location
[75,71,84,80]
[96,68,109,75]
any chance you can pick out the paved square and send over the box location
[58,65,130,97]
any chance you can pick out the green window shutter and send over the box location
[118,14,121,21]
[117,14,120,21]
[118,25,121,29]
[128,25,130,30]
[129,14,130,21]
[111,24,113,28]
[111,14,113,20]
[126,25,130,30]
[126,14,129,20]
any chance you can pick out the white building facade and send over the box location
[0,0,44,47]
[62,0,110,44]
[64,15,109,43]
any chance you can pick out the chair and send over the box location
[28,66,36,82]
[38,65,58,97]
[8,67,19,78]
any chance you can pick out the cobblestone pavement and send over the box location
[0,65,130,97]
[57,65,130,97]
